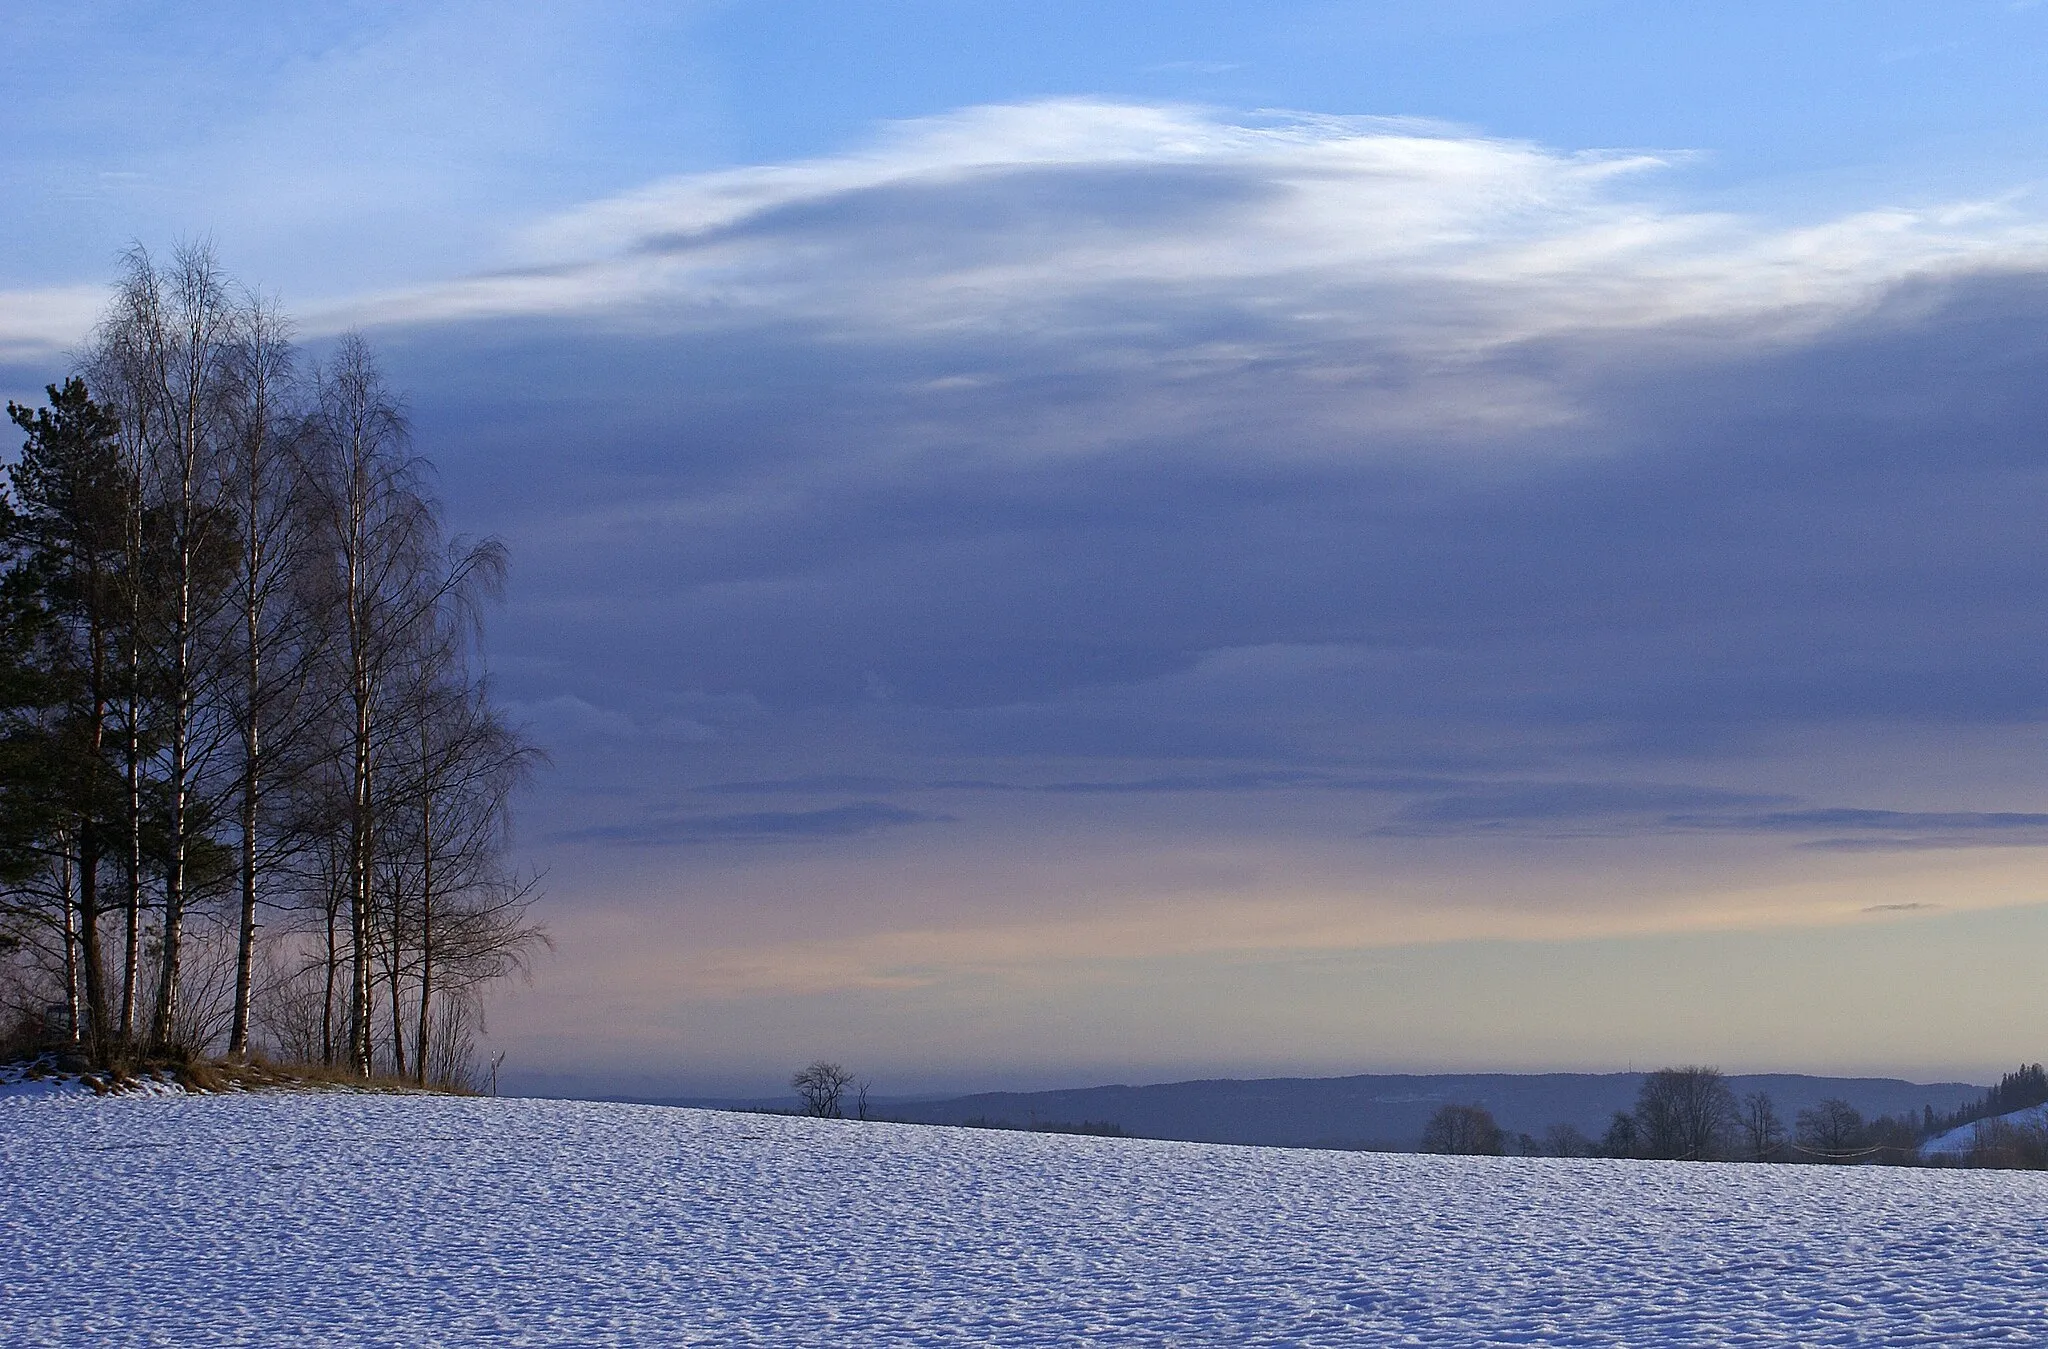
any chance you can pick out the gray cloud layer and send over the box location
[220,105,2048,885]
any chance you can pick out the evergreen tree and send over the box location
[5,379,132,1046]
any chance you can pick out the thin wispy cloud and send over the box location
[558,801,956,847]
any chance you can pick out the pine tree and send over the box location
[5,379,132,1048]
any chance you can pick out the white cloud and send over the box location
[339,99,2048,370]
[21,98,2048,463]
[0,285,109,364]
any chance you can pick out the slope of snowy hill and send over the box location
[7,1092,2048,1346]
[1923,1102,2048,1157]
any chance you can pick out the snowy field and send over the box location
[6,1094,2048,1346]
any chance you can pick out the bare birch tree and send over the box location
[88,242,246,1052]
[306,334,431,1076]
[216,293,326,1060]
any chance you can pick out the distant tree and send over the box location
[1862,1113,1921,1165]
[792,1060,855,1118]
[1420,1103,1505,1156]
[1739,1091,1785,1163]
[1542,1123,1591,1158]
[1635,1066,1735,1160]
[1794,1098,1865,1160]
[1601,1111,1639,1159]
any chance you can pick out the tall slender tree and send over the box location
[306,335,447,1076]
[92,242,244,1051]
[218,294,323,1061]
[5,379,130,1050]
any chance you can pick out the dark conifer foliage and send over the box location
[1928,1064,2048,1137]
[0,245,543,1081]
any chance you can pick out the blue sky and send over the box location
[10,2,2048,1095]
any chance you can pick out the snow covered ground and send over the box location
[0,1058,88,1100]
[0,1057,186,1101]
[1923,1102,2048,1156]
[6,1093,2048,1346]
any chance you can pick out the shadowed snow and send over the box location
[5,1093,2047,1345]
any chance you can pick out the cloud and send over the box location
[46,94,2035,964]
[1397,782,1796,827]
[693,770,1451,796]
[0,285,108,364]
[340,100,2048,401]
[422,260,2048,803]
[556,801,955,846]
[1703,808,2048,833]
[1381,792,2048,847]
[1685,809,2048,852]
[505,694,719,745]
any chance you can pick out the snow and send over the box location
[0,1057,185,1100]
[1922,1102,2048,1156]
[6,1094,2048,1346]
[0,1060,89,1100]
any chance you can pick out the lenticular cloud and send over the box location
[355,99,2048,363]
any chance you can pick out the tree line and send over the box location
[0,243,544,1084]
[1421,1063,2048,1168]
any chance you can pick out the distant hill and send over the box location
[861,1071,1986,1150]
[1924,1102,2048,1156]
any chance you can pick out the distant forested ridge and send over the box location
[871,1068,1985,1153]
[0,242,543,1084]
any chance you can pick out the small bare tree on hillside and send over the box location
[1739,1091,1785,1162]
[792,1061,855,1118]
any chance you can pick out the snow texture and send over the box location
[6,1093,2048,1346]
[0,1058,185,1101]
[0,1060,88,1101]
[1923,1102,2048,1156]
